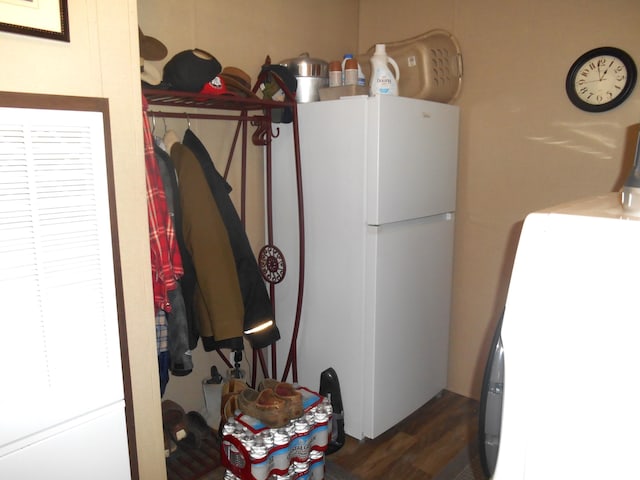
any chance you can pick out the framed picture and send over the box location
[0,0,69,42]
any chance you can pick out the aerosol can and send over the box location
[621,131,640,215]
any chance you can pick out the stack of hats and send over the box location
[139,27,168,87]
[138,26,257,98]
[200,66,258,98]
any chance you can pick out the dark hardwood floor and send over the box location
[328,390,484,479]
[168,389,485,480]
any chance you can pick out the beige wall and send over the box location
[361,0,640,398]
[0,0,166,478]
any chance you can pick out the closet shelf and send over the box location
[143,88,295,114]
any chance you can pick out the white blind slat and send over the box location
[0,106,124,454]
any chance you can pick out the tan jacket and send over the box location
[169,141,244,343]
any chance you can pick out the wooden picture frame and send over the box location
[0,90,136,477]
[0,0,69,42]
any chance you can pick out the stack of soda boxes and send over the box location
[221,386,333,480]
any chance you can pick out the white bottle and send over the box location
[369,44,400,96]
[343,58,358,86]
[342,53,366,87]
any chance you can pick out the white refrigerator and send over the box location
[270,95,459,439]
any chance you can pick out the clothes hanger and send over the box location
[164,129,180,152]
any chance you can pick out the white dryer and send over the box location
[480,193,640,479]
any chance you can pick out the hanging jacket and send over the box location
[182,129,280,350]
[142,97,183,314]
[154,143,194,375]
[169,140,244,351]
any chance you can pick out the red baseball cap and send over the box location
[200,75,232,96]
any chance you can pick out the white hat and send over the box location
[141,60,162,86]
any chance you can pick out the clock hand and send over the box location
[600,60,615,80]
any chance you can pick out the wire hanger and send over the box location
[151,114,156,135]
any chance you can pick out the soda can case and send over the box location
[222,386,332,480]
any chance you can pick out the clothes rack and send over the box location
[143,70,305,387]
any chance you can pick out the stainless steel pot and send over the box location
[279,52,329,103]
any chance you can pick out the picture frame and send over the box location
[0,90,134,471]
[0,0,69,42]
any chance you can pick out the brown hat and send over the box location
[139,27,167,61]
[219,67,257,98]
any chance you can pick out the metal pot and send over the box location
[279,52,329,103]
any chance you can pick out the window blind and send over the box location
[0,106,124,454]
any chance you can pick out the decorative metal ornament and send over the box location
[258,244,286,284]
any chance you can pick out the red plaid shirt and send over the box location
[142,95,183,312]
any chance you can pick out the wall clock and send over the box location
[565,46,637,112]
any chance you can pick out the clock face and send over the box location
[566,47,637,112]
[575,55,627,104]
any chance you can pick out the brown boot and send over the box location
[238,387,304,428]
[162,400,188,443]
[259,379,304,420]
[218,380,246,433]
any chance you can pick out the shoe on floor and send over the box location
[164,430,177,458]
[182,411,212,449]
[162,399,188,443]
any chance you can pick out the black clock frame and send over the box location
[565,46,637,112]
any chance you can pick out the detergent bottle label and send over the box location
[374,69,394,94]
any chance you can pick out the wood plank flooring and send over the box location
[168,389,485,480]
[328,390,484,479]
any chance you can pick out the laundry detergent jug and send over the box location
[369,44,399,96]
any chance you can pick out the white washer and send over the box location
[482,193,640,479]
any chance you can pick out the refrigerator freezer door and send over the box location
[366,96,459,225]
